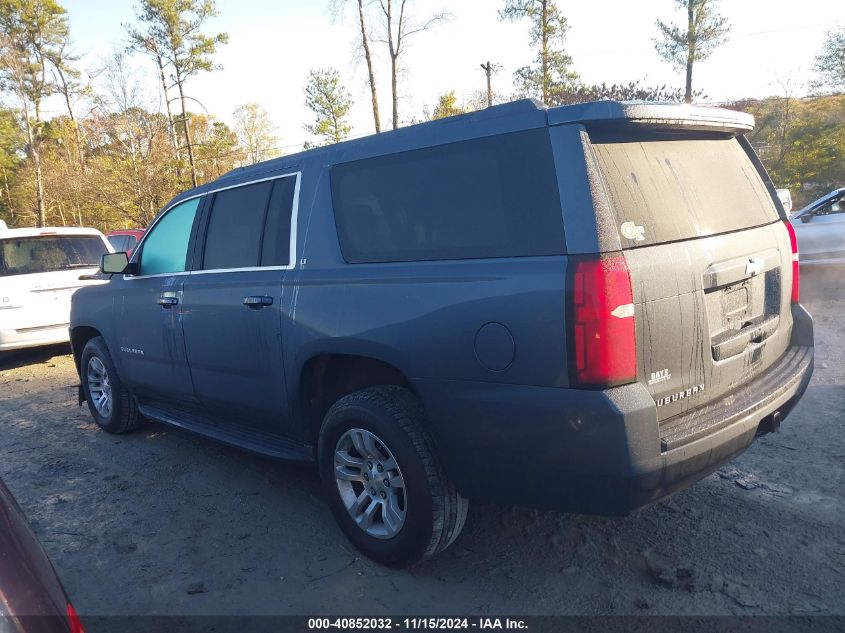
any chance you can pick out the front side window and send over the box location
[0,235,107,276]
[330,130,565,263]
[139,198,202,276]
[818,196,844,216]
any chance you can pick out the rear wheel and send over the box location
[80,336,142,434]
[318,386,468,567]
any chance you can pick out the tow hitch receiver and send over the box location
[757,410,781,436]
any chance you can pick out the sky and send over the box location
[54,0,845,151]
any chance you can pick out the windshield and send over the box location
[589,134,780,248]
[0,235,107,277]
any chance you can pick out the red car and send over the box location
[105,229,145,256]
[0,475,85,632]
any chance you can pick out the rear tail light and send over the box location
[568,254,637,388]
[67,603,85,633]
[784,221,800,303]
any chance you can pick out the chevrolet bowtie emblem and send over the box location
[745,258,764,276]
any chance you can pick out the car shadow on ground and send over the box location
[0,344,72,371]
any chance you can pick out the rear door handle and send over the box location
[243,295,274,309]
[157,293,179,307]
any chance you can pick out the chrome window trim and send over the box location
[124,171,301,280]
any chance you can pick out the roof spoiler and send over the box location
[547,100,754,134]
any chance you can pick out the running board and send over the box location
[138,402,314,463]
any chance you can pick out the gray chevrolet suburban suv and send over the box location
[70,100,814,566]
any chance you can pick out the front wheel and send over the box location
[318,386,468,567]
[80,336,143,434]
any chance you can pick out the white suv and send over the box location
[0,224,112,351]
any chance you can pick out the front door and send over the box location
[113,197,203,403]
[794,193,845,263]
[180,174,298,434]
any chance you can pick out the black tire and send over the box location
[80,336,142,434]
[318,385,468,567]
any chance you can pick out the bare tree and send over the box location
[48,40,87,169]
[654,0,730,103]
[125,23,179,156]
[375,0,446,129]
[332,0,381,133]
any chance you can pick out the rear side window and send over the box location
[331,129,565,263]
[201,176,297,270]
[203,181,273,270]
[261,176,297,266]
[140,198,201,275]
[0,235,107,276]
[590,135,779,247]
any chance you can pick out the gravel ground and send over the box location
[0,267,843,617]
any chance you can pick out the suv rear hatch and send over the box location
[585,125,794,438]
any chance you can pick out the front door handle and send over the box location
[243,295,274,309]
[157,293,178,307]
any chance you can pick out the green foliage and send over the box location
[127,0,228,81]
[655,0,729,69]
[548,81,700,106]
[735,95,845,207]
[500,0,578,103]
[654,0,729,100]
[304,68,353,145]
[0,0,69,105]
[812,28,845,94]
[431,91,466,119]
[232,102,278,165]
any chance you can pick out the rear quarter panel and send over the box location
[284,162,570,432]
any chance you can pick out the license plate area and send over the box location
[703,251,782,362]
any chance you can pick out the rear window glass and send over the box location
[0,235,107,276]
[331,129,565,263]
[590,135,779,247]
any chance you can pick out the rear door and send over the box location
[180,174,298,436]
[588,131,792,423]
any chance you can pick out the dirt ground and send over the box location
[1,268,843,617]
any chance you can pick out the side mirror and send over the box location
[800,214,812,224]
[100,252,130,275]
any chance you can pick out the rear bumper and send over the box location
[414,304,814,515]
[0,324,70,351]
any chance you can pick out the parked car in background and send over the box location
[0,226,112,351]
[0,475,86,632]
[791,187,845,266]
[71,100,813,566]
[106,229,145,257]
[776,188,793,215]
